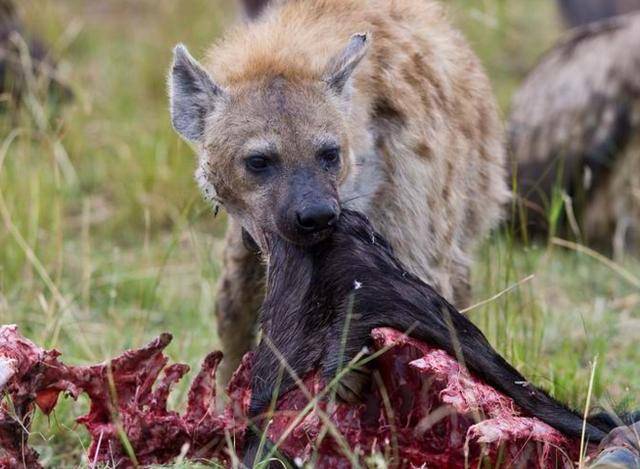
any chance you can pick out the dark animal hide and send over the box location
[244,210,636,466]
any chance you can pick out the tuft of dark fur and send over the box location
[243,210,634,466]
[240,0,272,19]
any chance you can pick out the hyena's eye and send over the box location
[318,146,340,169]
[245,154,273,173]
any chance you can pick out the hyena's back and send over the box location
[208,0,508,305]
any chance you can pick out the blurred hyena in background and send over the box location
[509,0,640,258]
[0,0,70,110]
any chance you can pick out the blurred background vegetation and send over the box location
[0,0,638,466]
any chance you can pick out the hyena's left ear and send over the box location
[169,44,226,143]
[322,33,370,95]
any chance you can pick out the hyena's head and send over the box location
[168,34,369,249]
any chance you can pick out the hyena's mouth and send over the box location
[277,224,336,247]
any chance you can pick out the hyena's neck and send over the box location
[338,128,385,216]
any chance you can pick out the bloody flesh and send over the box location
[0,325,586,468]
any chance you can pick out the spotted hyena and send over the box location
[168,0,508,383]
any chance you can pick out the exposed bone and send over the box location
[0,324,635,467]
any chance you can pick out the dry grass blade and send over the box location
[552,238,640,289]
[578,355,598,468]
[461,274,535,314]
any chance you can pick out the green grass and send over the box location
[1,0,638,467]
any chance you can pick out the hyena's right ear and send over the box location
[169,44,225,143]
[323,33,370,95]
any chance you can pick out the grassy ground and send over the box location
[1,0,638,466]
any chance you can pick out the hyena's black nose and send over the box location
[296,204,338,233]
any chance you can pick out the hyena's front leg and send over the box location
[215,219,265,385]
[451,262,472,310]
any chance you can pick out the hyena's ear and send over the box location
[169,44,225,143]
[322,33,370,95]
